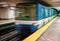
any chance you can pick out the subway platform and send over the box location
[23,17,60,41]
[37,17,60,41]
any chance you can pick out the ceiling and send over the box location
[42,0,60,7]
[0,0,33,7]
[0,0,60,8]
[41,0,60,10]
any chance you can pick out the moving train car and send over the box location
[15,2,58,39]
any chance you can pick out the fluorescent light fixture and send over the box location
[0,2,8,7]
[0,2,7,4]
[53,0,60,2]
[57,7,60,10]
[10,7,15,10]
[3,5,8,7]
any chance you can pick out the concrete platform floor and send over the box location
[0,20,15,25]
[37,18,60,41]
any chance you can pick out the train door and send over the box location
[50,9,52,19]
[41,7,45,26]
[51,9,54,19]
[49,9,52,20]
[48,8,51,21]
[44,8,49,24]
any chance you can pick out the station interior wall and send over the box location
[0,7,15,19]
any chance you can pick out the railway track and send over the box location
[0,30,18,41]
[0,28,15,36]
[9,37,20,41]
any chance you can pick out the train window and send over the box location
[48,9,50,17]
[41,8,44,18]
[15,5,37,20]
[51,9,53,16]
[52,10,54,15]
[50,10,51,16]
[45,9,48,17]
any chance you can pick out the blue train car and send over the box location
[15,2,58,35]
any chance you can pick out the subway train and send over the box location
[15,2,58,39]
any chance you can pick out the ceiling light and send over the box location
[3,5,8,7]
[0,2,7,4]
[53,0,60,2]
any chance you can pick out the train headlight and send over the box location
[32,23,37,26]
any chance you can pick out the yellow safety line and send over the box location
[23,16,58,41]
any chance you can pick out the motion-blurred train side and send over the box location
[15,2,58,39]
